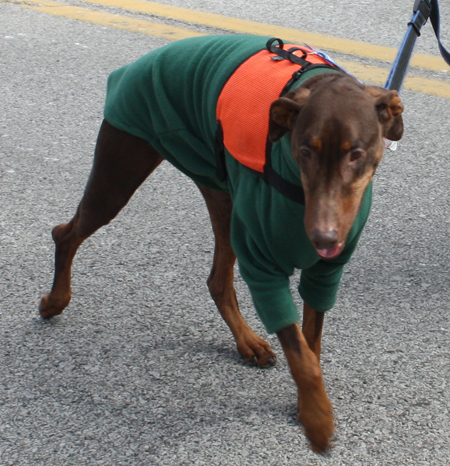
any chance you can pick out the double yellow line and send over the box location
[11,0,450,98]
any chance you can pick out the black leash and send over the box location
[385,0,450,91]
[429,0,450,65]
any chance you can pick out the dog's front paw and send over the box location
[298,385,334,454]
[236,332,277,367]
[39,294,70,319]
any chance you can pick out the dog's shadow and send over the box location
[30,313,299,435]
[0,314,312,461]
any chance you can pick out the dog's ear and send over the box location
[365,86,404,141]
[269,88,311,142]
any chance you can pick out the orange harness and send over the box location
[215,38,341,203]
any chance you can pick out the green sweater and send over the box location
[104,35,372,334]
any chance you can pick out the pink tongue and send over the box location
[316,247,341,259]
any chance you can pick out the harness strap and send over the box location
[279,63,342,97]
[266,37,332,96]
[214,121,227,182]
[263,143,306,204]
[266,38,310,67]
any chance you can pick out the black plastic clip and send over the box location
[409,0,432,36]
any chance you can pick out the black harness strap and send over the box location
[267,37,340,95]
[263,141,306,204]
[266,38,309,66]
[214,121,227,182]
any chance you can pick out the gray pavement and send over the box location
[1,1,450,465]
[155,0,450,57]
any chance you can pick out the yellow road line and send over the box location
[78,0,448,73]
[15,0,205,41]
[12,0,450,98]
[338,61,450,99]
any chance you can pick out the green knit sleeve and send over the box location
[232,213,301,334]
[239,262,300,333]
[238,259,301,334]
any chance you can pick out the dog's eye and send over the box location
[299,147,311,159]
[350,149,365,162]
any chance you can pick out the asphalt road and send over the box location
[1,1,450,465]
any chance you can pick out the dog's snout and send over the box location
[310,228,339,250]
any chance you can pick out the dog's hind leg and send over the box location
[196,184,277,367]
[39,120,163,319]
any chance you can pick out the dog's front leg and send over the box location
[277,323,333,453]
[302,303,325,360]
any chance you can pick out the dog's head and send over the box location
[268,74,403,259]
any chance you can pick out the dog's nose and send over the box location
[310,228,339,250]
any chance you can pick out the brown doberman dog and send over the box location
[39,36,403,453]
